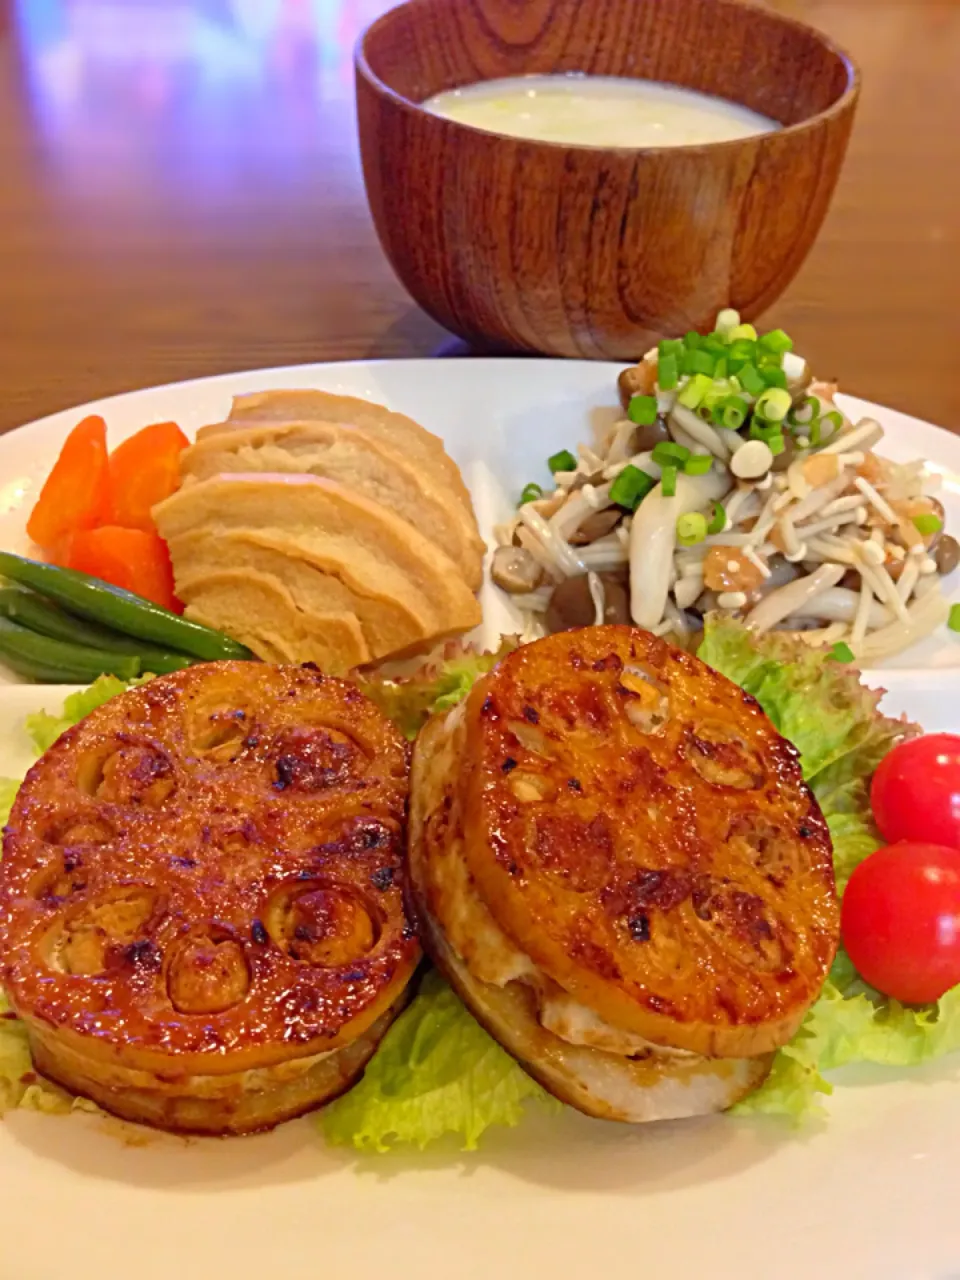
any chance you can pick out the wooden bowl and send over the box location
[355,0,859,360]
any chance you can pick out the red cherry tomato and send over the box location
[841,842,960,1004]
[872,734,960,848]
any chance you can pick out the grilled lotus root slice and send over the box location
[452,626,839,1060]
[408,711,772,1121]
[0,662,420,1135]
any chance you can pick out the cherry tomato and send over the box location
[872,734,960,848]
[841,842,960,1004]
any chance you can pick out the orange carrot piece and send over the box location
[108,421,189,533]
[63,526,182,613]
[26,415,112,550]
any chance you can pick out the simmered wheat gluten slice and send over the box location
[171,533,446,669]
[153,473,481,655]
[170,565,371,671]
[180,421,484,589]
[197,388,474,514]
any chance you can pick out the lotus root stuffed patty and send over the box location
[0,662,420,1134]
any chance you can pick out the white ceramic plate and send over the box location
[1,361,959,1280]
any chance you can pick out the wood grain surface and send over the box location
[357,0,859,362]
[0,0,956,432]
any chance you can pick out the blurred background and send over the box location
[0,0,956,430]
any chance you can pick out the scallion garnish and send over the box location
[913,513,944,537]
[690,349,717,377]
[730,323,758,342]
[809,417,822,448]
[548,449,577,473]
[821,410,844,435]
[754,387,792,423]
[658,353,679,390]
[661,464,678,498]
[759,366,789,390]
[676,512,708,546]
[652,441,690,466]
[684,331,702,350]
[684,454,712,476]
[758,329,794,354]
[830,642,855,664]
[713,356,727,380]
[949,604,960,633]
[659,338,684,361]
[519,483,542,505]
[728,337,756,364]
[767,432,786,456]
[706,501,726,535]
[714,308,740,340]
[737,362,766,398]
[720,396,748,430]
[628,395,659,426]
[677,374,712,410]
[609,465,656,511]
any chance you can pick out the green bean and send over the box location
[0,587,194,674]
[0,553,251,662]
[0,617,141,683]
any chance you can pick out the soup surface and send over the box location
[424,74,779,148]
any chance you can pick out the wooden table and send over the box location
[0,0,956,434]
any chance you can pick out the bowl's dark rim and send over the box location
[354,0,860,157]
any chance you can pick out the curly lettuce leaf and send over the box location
[356,638,518,740]
[700,618,960,1119]
[320,970,558,1152]
[24,674,138,753]
[0,778,20,827]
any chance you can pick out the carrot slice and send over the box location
[108,421,189,533]
[26,415,112,550]
[62,526,182,613]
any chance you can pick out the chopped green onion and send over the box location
[700,334,728,355]
[720,396,748,430]
[548,449,577,473]
[808,417,822,448]
[684,454,713,476]
[713,357,727,380]
[758,329,794,354]
[767,432,786,456]
[949,604,960,633]
[519,483,542,505]
[676,512,708,546]
[658,353,679,390]
[684,331,702,350]
[754,387,792,423]
[652,441,691,466]
[706,501,726,535]
[830,642,855,664]
[913,513,944,537]
[821,410,844,435]
[730,323,758,342]
[714,309,740,340]
[787,396,819,427]
[628,394,659,426]
[659,338,684,360]
[759,366,789,389]
[609,465,656,511]
[690,349,717,377]
[728,337,757,364]
[677,373,713,409]
[661,465,678,498]
[737,362,766,397]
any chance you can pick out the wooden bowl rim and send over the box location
[355,0,861,157]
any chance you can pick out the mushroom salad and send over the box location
[492,311,959,663]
